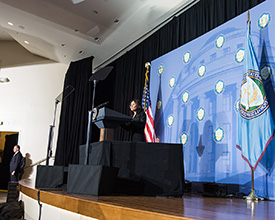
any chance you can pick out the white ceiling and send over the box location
[0,0,197,69]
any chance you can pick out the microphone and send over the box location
[92,101,109,120]
[95,101,109,109]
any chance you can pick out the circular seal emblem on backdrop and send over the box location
[258,12,271,29]
[180,132,188,146]
[215,35,225,48]
[183,51,191,63]
[169,76,176,88]
[182,91,189,103]
[235,49,245,63]
[214,127,224,142]
[197,107,205,121]
[158,64,164,75]
[215,80,225,94]
[167,115,174,127]
[239,70,269,119]
[198,65,206,77]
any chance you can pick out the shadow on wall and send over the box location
[22,153,33,179]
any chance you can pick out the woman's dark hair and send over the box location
[129,98,143,117]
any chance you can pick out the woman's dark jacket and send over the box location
[122,111,146,142]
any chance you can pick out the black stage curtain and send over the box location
[55,56,94,166]
[102,0,265,141]
[55,0,265,164]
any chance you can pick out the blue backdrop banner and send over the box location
[150,0,275,200]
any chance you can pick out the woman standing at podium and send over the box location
[122,99,146,142]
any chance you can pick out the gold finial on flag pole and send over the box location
[143,62,151,112]
[247,10,250,22]
[144,62,150,81]
[145,62,151,71]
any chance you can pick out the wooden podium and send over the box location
[92,107,132,141]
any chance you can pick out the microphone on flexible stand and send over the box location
[92,101,110,120]
[94,101,109,109]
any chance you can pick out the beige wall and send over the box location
[0,62,68,179]
[0,41,53,68]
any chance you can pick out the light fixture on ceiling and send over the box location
[0,77,10,83]
[94,37,100,42]
[114,19,120,24]
[0,60,10,83]
[71,0,85,4]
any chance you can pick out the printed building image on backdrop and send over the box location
[150,0,275,200]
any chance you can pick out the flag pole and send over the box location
[243,11,263,201]
[143,62,151,112]
[251,169,254,195]
[142,61,156,143]
[245,168,263,200]
[245,169,255,200]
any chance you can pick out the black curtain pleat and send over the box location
[55,56,93,166]
[54,0,265,164]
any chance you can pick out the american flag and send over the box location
[142,69,156,142]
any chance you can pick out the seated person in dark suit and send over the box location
[122,99,146,142]
[9,145,23,182]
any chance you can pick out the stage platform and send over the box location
[19,179,275,220]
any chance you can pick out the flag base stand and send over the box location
[243,169,264,201]
[244,189,264,201]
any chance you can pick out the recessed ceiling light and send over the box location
[0,77,10,83]
[18,25,25,29]
[79,50,84,54]
[94,37,100,42]
[71,0,85,4]
[114,19,120,24]
[8,22,14,26]
[74,29,79,33]
[61,44,66,47]
[24,40,29,44]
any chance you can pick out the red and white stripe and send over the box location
[144,106,155,142]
